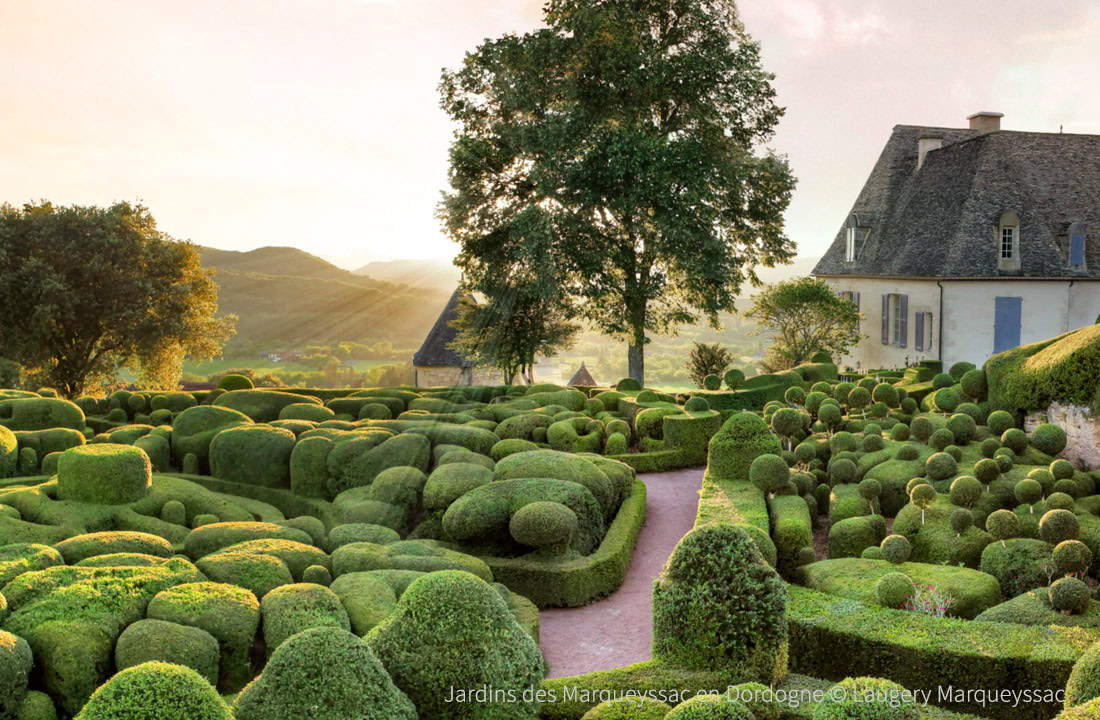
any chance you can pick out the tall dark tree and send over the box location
[439,0,796,385]
[0,201,236,396]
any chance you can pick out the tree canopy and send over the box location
[0,201,236,396]
[746,276,862,372]
[438,0,796,385]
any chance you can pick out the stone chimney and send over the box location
[968,111,1003,134]
[917,134,943,170]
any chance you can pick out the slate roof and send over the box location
[813,124,1100,279]
[568,362,596,386]
[412,288,475,368]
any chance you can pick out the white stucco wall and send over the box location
[821,277,1100,372]
[941,280,1100,368]
[822,278,942,372]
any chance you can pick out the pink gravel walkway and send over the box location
[538,467,704,678]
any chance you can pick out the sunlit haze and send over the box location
[3,0,1099,269]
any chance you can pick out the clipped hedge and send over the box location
[985,324,1100,414]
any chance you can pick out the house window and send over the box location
[846,228,856,262]
[997,210,1021,270]
[1000,226,1016,260]
[891,295,902,344]
[844,214,866,262]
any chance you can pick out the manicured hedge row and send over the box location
[173,473,338,528]
[786,584,1097,719]
[478,479,646,607]
[768,495,812,576]
[606,449,688,473]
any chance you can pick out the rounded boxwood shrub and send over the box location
[1041,509,1080,545]
[233,627,415,720]
[652,524,787,684]
[509,501,577,551]
[604,432,628,455]
[146,582,261,691]
[490,439,539,463]
[861,546,883,560]
[665,695,755,719]
[324,523,400,553]
[218,374,254,391]
[1054,479,1081,498]
[880,534,911,564]
[945,413,977,444]
[581,696,673,719]
[932,373,955,390]
[278,403,335,423]
[749,454,790,495]
[1051,576,1091,615]
[987,410,1015,436]
[1052,459,1077,480]
[1047,492,1077,512]
[950,508,974,536]
[55,531,173,564]
[890,424,910,442]
[706,413,782,482]
[987,509,1020,544]
[942,444,962,462]
[995,452,1015,473]
[365,570,544,719]
[195,552,293,599]
[114,619,220,686]
[213,539,328,582]
[260,583,350,654]
[925,452,957,482]
[171,406,252,468]
[1033,423,1068,456]
[724,368,745,390]
[160,500,186,526]
[974,458,1000,485]
[1014,479,1043,509]
[209,425,296,488]
[183,522,313,560]
[0,628,33,719]
[960,369,987,400]
[875,572,915,609]
[56,444,151,504]
[932,388,960,414]
[1001,428,1029,454]
[828,458,857,486]
[1054,540,1093,577]
[1066,641,1100,710]
[812,677,919,720]
[895,445,920,461]
[949,476,982,508]
[14,691,54,720]
[75,662,230,720]
[928,428,954,451]
[703,374,722,390]
[685,396,710,412]
[909,417,934,443]
[302,565,331,586]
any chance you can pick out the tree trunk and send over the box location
[627,300,646,386]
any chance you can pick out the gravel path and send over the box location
[538,467,705,678]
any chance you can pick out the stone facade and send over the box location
[413,365,509,387]
[1025,403,1100,470]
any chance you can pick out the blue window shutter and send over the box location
[881,295,889,345]
[993,297,1023,353]
[1071,234,1085,265]
[914,312,925,352]
[899,295,908,348]
[928,313,933,351]
[854,292,861,332]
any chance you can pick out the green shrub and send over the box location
[925,452,957,482]
[233,627,415,720]
[928,427,954,451]
[324,523,400,552]
[652,523,787,684]
[828,516,881,559]
[1042,509,1081,545]
[547,417,603,454]
[932,373,955,390]
[706,414,782,483]
[986,509,1020,544]
[960,369,988,400]
[880,534,911,564]
[493,449,620,519]
[812,676,919,720]
[56,444,151,504]
[195,552,293,598]
[423,462,495,512]
[208,425,295,488]
[1052,577,1092,614]
[365,570,544,720]
[114,619,220,686]
[183,521,313,560]
[664,695,754,718]
[213,389,321,423]
[875,573,915,609]
[1067,641,1100,710]
[1054,540,1094,577]
[749,454,789,495]
[949,475,982,508]
[491,439,539,462]
[986,324,1100,413]
[170,406,252,469]
[1002,427,1030,454]
[328,433,431,497]
[14,690,54,720]
[332,540,492,581]
[945,413,977,444]
[146,582,260,692]
[74,661,230,720]
[0,543,64,585]
[1031,423,1068,456]
[54,531,173,564]
[0,628,32,719]
[509,501,578,552]
[0,398,84,432]
[580,696,672,719]
[212,538,329,581]
[910,417,934,443]
[218,374,254,392]
[260,583,350,654]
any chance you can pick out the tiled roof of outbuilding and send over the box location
[412,288,475,368]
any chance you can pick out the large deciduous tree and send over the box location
[439,0,796,385]
[746,276,862,372]
[0,201,237,396]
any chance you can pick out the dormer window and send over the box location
[997,210,1021,271]
[845,214,868,263]
[1069,222,1087,268]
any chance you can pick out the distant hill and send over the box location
[354,258,462,292]
[201,246,450,349]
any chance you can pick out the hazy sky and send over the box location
[3,0,1099,269]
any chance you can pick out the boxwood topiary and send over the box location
[365,570,544,720]
[928,428,954,451]
[331,540,492,581]
[0,628,32,719]
[581,696,673,719]
[183,522,313,560]
[208,425,296,489]
[945,413,977,444]
[1066,640,1100,710]
[146,582,260,692]
[979,537,1052,597]
[54,531,173,564]
[170,406,253,469]
[56,444,151,505]
[1052,459,1077,480]
[1001,428,1029,454]
[880,534,911,564]
[925,452,957,482]
[217,374,253,392]
[324,523,401,553]
[706,413,783,483]
[1041,509,1080,545]
[960,368,988,400]
[1051,576,1091,615]
[114,619,220,686]
[509,501,577,552]
[233,627,416,720]
[875,572,915,609]
[13,690,54,720]
[652,523,787,684]
[664,695,755,718]
[195,552,293,598]
[811,677,919,720]
[260,583,351,655]
[75,661,231,720]
[749,454,790,495]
